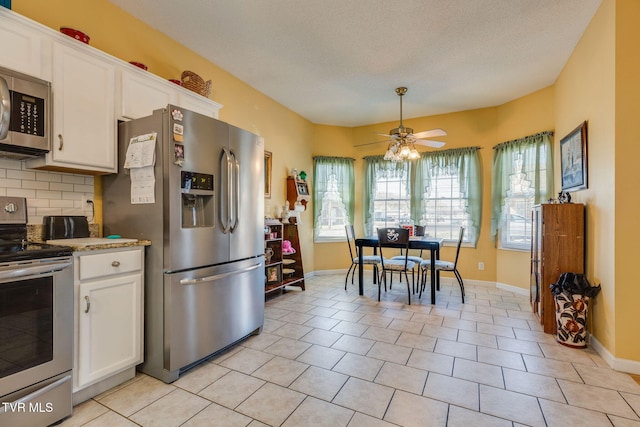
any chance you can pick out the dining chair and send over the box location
[344,225,381,290]
[419,226,465,303]
[377,227,415,305]
[390,245,423,293]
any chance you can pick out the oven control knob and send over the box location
[4,202,17,213]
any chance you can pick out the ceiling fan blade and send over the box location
[411,128,447,139]
[414,139,446,148]
[354,139,392,147]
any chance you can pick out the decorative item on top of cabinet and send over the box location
[530,203,584,334]
[287,176,310,211]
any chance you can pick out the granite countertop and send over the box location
[27,224,151,251]
[51,238,152,252]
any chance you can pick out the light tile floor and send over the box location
[59,274,640,426]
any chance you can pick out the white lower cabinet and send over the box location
[73,247,144,394]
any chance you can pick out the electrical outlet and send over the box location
[478,262,485,271]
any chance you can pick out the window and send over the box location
[491,131,553,250]
[372,174,412,230]
[414,147,482,245]
[363,147,482,245]
[363,157,411,236]
[420,172,472,241]
[312,156,354,242]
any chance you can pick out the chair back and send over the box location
[452,227,465,267]
[345,224,357,260]
[377,227,410,266]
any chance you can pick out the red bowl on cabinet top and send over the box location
[129,61,148,71]
[60,27,90,44]
[168,79,182,85]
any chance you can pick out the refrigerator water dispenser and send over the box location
[181,171,214,228]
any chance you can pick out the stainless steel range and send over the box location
[0,196,73,427]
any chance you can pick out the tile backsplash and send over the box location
[0,158,95,225]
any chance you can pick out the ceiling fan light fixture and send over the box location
[355,86,446,157]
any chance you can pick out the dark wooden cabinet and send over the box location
[531,203,584,334]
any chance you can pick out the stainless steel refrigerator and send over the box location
[102,105,264,383]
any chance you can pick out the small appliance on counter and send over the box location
[42,215,138,247]
[43,215,91,240]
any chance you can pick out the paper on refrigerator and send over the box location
[124,132,157,204]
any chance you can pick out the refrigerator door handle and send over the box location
[220,147,232,233]
[230,150,240,233]
[179,262,262,285]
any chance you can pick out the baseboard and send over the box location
[496,281,530,296]
[589,336,640,375]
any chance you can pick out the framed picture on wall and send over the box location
[264,151,272,198]
[560,121,588,192]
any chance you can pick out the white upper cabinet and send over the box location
[177,90,222,119]
[28,41,117,174]
[117,67,178,120]
[118,66,222,120]
[0,8,48,79]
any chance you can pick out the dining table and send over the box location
[355,235,444,304]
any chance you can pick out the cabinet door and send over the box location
[50,42,117,172]
[118,68,177,120]
[77,273,142,388]
[177,90,221,118]
[0,9,46,79]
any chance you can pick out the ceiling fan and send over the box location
[355,87,446,161]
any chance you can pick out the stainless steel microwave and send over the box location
[0,66,51,159]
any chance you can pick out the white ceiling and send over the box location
[109,0,602,127]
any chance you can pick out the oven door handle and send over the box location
[0,261,72,281]
[180,263,261,285]
[0,374,71,414]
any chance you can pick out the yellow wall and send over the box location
[554,0,617,354]
[614,0,640,361]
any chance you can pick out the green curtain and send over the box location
[491,131,554,241]
[413,147,483,245]
[312,156,355,237]
[362,156,412,235]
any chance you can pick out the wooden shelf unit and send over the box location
[282,223,305,290]
[264,220,305,294]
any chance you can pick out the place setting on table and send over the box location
[353,225,444,305]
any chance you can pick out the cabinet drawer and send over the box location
[79,249,142,280]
